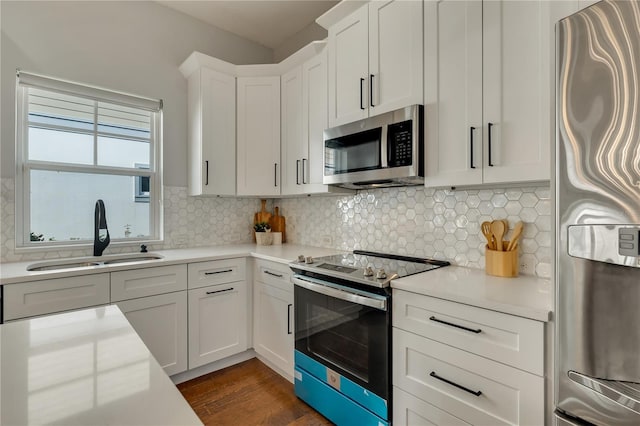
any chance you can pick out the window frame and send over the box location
[15,71,164,250]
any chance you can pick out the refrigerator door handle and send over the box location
[568,371,640,415]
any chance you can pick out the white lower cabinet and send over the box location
[394,387,470,426]
[111,264,187,302]
[116,291,188,376]
[393,289,545,426]
[253,260,294,380]
[188,282,248,369]
[3,273,110,321]
[111,265,189,377]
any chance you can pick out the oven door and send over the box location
[292,275,390,400]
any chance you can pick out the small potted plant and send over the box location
[254,222,273,246]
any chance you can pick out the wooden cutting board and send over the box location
[270,206,286,243]
[254,199,271,225]
[253,199,271,242]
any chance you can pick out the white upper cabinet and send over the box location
[425,0,553,188]
[281,66,305,195]
[280,43,353,196]
[424,0,483,188]
[482,0,551,184]
[180,53,236,196]
[328,5,369,127]
[236,75,281,197]
[368,0,424,116]
[326,0,423,127]
[302,48,332,190]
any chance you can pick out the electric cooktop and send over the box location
[290,250,449,288]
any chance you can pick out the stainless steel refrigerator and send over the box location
[556,1,640,424]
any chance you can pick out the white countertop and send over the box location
[0,244,341,284]
[0,244,552,322]
[391,266,552,322]
[0,305,202,426]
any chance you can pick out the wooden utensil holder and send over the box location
[485,242,519,277]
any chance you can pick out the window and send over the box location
[15,71,163,247]
[134,164,150,203]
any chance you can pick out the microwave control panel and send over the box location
[387,120,413,167]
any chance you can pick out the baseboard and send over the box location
[170,349,257,384]
[255,353,294,384]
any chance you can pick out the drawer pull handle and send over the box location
[430,371,482,397]
[429,316,482,334]
[265,270,284,278]
[204,269,233,275]
[206,287,234,295]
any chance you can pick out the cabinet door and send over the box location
[116,291,188,376]
[198,67,236,196]
[328,4,369,127]
[237,76,281,196]
[424,0,483,188]
[281,66,305,195]
[482,0,551,183]
[302,48,329,190]
[369,0,423,116]
[188,282,248,369]
[253,281,294,380]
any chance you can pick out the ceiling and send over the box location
[157,0,339,50]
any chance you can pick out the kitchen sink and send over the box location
[27,261,103,271]
[27,253,164,271]
[102,255,163,265]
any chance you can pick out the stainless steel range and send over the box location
[290,250,449,426]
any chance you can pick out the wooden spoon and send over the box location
[490,220,506,251]
[507,221,524,251]
[481,221,494,250]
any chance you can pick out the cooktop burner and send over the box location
[290,250,449,288]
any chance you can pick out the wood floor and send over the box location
[177,358,333,425]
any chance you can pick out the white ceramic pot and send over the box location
[255,232,273,246]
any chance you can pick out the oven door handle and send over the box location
[292,276,387,311]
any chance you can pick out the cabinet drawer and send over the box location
[4,273,110,321]
[254,259,292,291]
[393,290,543,375]
[393,387,470,426]
[393,328,544,426]
[111,265,187,302]
[188,258,246,289]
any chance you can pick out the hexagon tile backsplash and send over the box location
[1,178,551,278]
[276,185,551,278]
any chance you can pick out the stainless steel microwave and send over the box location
[323,105,424,190]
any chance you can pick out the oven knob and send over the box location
[297,255,305,262]
[364,266,374,277]
[305,256,314,264]
[376,269,387,279]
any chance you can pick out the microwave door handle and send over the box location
[381,125,388,168]
[292,276,387,311]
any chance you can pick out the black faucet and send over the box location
[94,199,110,256]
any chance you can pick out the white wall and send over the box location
[273,22,328,63]
[0,0,274,186]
